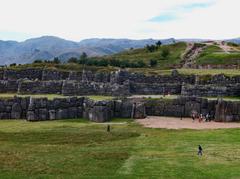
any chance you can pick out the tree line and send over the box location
[67,53,158,68]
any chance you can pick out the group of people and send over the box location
[191,112,212,123]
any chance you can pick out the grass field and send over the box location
[127,68,240,77]
[0,93,239,102]
[0,93,114,101]
[0,119,240,178]
[178,69,240,76]
[196,45,240,65]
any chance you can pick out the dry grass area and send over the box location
[137,116,240,130]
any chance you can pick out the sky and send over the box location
[0,0,239,42]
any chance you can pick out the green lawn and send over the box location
[196,45,240,65]
[0,93,114,101]
[178,68,240,76]
[127,68,240,77]
[0,119,240,178]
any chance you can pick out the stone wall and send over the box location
[2,69,43,80]
[27,97,84,121]
[181,84,240,97]
[0,68,240,97]
[215,100,240,122]
[0,97,30,119]
[25,97,143,122]
[0,80,18,93]
[145,97,216,118]
[61,81,130,96]
[144,96,240,122]
[0,96,135,122]
[0,96,239,122]
[130,83,181,95]
[19,81,63,94]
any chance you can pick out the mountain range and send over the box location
[0,36,239,64]
[0,36,175,64]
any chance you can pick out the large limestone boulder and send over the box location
[88,105,111,123]
[26,111,36,121]
[49,110,56,120]
[132,102,146,119]
[38,109,49,121]
[11,103,22,119]
[56,109,69,119]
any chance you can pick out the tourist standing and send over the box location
[205,113,210,122]
[191,113,195,122]
[199,114,203,123]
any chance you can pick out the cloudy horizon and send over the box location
[0,0,239,42]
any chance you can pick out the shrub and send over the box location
[33,60,43,63]
[161,48,170,59]
[227,42,239,47]
[150,59,158,67]
[156,41,162,47]
[146,45,157,52]
[9,63,17,67]
[68,57,78,63]
[136,60,146,68]
[53,57,60,64]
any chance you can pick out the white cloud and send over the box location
[0,0,239,41]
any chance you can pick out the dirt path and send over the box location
[216,41,240,53]
[181,43,205,68]
[137,116,240,130]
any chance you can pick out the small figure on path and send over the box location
[205,113,210,122]
[107,124,110,132]
[198,145,203,156]
[199,114,203,123]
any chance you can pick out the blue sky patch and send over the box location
[149,1,214,23]
[149,13,178,22]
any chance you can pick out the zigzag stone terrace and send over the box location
[0,68,240,97]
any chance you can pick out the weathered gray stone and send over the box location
[88,106,111,123]
[56,109,69,119]
[11,103,22,119]
[27,111,36,121]
[49,110,56,120]
[132,103,146,119]
[38,109,48,121]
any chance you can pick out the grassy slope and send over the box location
[0,119,240,178]
[196,45,240,65]
[103,42,187,68]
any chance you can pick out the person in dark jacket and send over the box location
[198,145,203,156]
[107,124,110,132]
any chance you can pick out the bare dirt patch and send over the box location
[137,116,240,130]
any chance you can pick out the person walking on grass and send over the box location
[198,145,203,156]
[107,124,110,132]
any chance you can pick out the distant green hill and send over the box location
[95,42,187,69]
[91,41,240,68]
